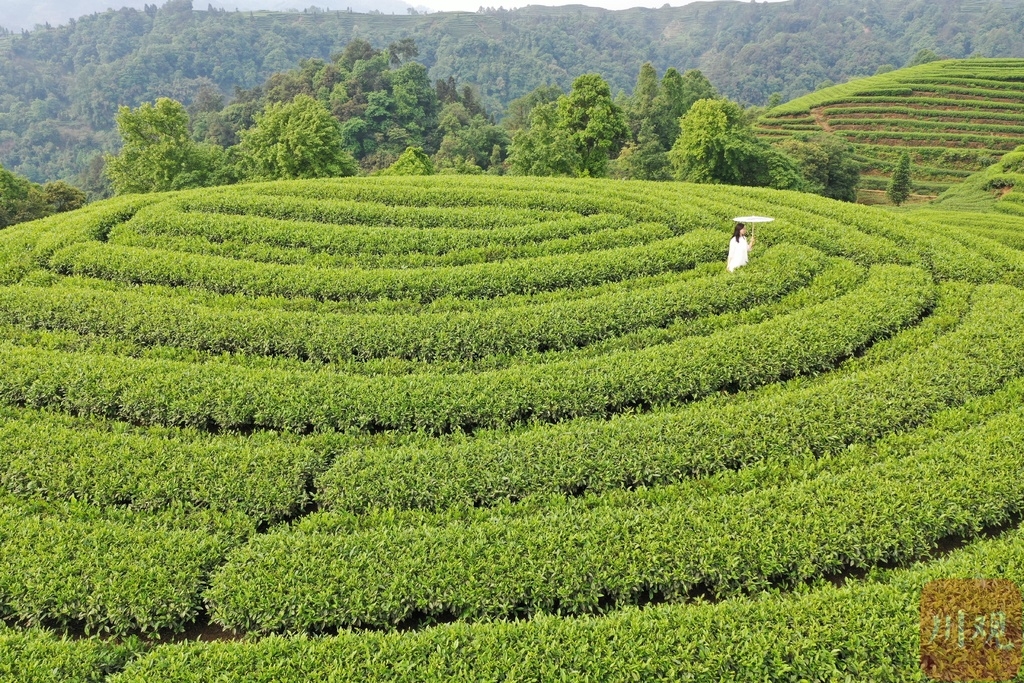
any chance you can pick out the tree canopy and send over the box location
[105,98,230,194]
[507,102,582,177]
[774,134,861,203]
[557,74,629,178]
[669,98,804,190]
[88,43,862,199]
[101,42,504,193]
[507,74,626,178]
[0,163,85,228]
[612,64,717,181]
[238,94,357,180]
[887,151,913,206]
[378,146,435,176]
[2,0,1019,185]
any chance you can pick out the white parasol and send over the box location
[732,216,775,223]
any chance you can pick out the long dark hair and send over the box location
[732,223,745,242]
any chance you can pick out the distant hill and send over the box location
[4,0,1024,183]
[755,59,1024,202]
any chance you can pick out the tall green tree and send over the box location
[887,151,913,205]
[1,163,87,228]
[503,85,563,132]
[679,70,718,112]
[238,94,358,180]
[775,133,860,202]
[556,74,629,178]
[507,75,627,178]
[42,182,87,214]
[616,119,671,181]
[506,102,581,177]
[378,146,434,176]
[0,164,47,228]
[668,98,737,184]
[434,102,510,173]
[389,62,440,147]
[669,97,803,189]
[653,68,717,148]
[628,63,660,137]
[322,47,445,171]
[105,98,229,194]
[337,39,379,71]
[621,63,669,180]
[615,63,715,181]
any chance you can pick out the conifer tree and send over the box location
[628,62,660,136]
[887,151,912,206]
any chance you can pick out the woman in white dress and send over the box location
[727,222,755,272]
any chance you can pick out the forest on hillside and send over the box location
[2,0,1024,184]
[41,42,855,202]
[1,37,864,227]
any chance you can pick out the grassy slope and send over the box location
[927,144,1024,213]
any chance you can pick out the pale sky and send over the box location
[0,0,726,32]
[420,1,684,9]
[421,0,788,11]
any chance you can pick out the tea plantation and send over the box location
[930,143,1024,215]
[2,175,1024,681]
[756,58,1024,199]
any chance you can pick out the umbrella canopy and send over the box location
[732,216,775,223]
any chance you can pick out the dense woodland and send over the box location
[2,0,1024,184]
[24,37,855,214]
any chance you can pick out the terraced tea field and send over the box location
[757,58,1024,201]
[931,143,1024,215]
[2,175,1024,681]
